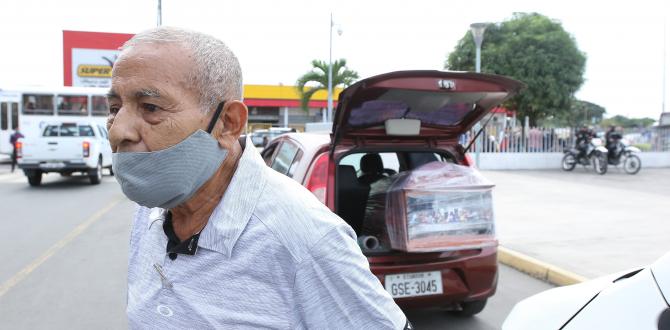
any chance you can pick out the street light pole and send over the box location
[470,22,488,166]
[327,13,334,123]
[663,19,667,115]
[157,0,162,27]
[470,23,487,73]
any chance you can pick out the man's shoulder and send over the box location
[252,168,352,262]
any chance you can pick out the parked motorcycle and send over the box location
[606,133,642,174]
[562,137,608,175]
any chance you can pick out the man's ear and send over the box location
[212,100,248,149]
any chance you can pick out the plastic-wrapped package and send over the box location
[362,161,496,252]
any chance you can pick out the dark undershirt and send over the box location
[162,211,200,260]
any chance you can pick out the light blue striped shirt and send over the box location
[126,137,407,329]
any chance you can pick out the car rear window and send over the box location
[347,90,493,128]
[42,124,95,137]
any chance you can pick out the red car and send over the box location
[261,70,522,315]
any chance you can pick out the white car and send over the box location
[503,251,670,329]
[17,120,113,185]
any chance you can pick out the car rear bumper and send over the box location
[368,246,498,309]
[19,161,94,173]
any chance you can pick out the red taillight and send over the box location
[15,141,22,159]
[306,152,329,204]
[83,141,90,158]
[463,154,475,167]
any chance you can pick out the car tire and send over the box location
[89,159,102,185]
[27,171,42,187]
[452,299,487,317]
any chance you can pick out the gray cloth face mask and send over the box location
[111,102,228,209]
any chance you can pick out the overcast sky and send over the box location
[0,0,667,120]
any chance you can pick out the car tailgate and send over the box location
[21,137,85,161]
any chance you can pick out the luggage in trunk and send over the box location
[362,161,496,252]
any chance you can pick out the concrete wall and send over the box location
[476,152,670,170]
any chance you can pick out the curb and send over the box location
[498,246,588,286]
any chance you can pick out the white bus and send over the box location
[0,86,109,155]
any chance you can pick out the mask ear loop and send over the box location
[207,101,226,134]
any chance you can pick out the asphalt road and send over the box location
[484,168,670,279]
[0,166,553,329]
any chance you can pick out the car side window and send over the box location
[262,142,280,166]
[98,126,109,139]
[43,125,59,137]
[271,140,300,176]
[287,149,304,178]
[78,125,95,137]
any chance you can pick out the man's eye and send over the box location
[142,103,160,112]
[109,105,120,115]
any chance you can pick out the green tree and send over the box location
[601,115,656,128]
[296,59,359,111]
[567,99,606,127]
[445,13,586,126]
[539,99,606,127]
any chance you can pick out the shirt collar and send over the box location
[197,136,267,258]
[146,136,267,259]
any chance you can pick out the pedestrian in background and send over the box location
[9,128,24,172]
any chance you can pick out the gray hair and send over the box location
[121,26,243,113]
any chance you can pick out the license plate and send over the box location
[40,162,65,169]
[385,271,443,298]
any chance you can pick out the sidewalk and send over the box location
[484,168,670,279]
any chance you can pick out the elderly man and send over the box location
[107,27,408,329]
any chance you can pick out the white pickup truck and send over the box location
[17,120,113,186]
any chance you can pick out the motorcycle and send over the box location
[606,134,642,175]
[562,137,608,175]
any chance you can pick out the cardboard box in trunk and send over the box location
[363,161,496,252]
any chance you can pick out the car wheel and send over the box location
[27,171,42,187]
[561,154,576,171]
[451,299,487,317]
[89,159,102,185]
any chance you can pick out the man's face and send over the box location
[107,43,210,153]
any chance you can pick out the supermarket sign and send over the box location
[63,30,134,87]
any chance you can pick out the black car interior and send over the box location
[336,151,455,235]
[358,153,386,185]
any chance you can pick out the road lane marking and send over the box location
[0,195,126,298]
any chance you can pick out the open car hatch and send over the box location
[331,70,524,147]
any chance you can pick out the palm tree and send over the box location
[296,59,359,111]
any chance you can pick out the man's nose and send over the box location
[108,106,142,152]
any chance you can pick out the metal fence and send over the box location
[464,126,670,153]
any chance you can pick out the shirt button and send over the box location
[156,304,174,317]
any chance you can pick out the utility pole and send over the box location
[327,13,334,123]
[663,19,667,115]
[157,0,162,27]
